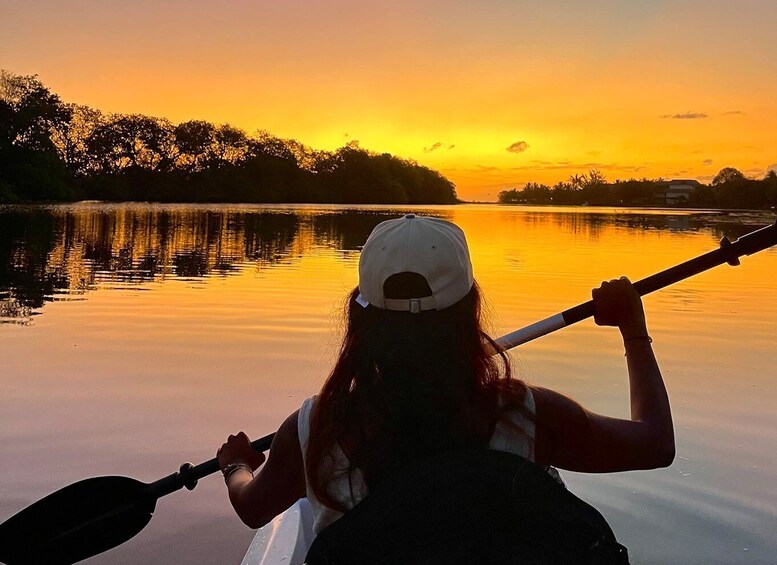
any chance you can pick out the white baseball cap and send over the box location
[357,214,474,313]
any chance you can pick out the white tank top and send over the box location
[297,387,538,534]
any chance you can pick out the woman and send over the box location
[217,214,675,533]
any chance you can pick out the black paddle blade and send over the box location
[0,476,156,565]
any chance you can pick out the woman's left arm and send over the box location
[217,411,306,528]
[532,278,675,472]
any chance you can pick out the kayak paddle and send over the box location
[0,434,274,565]
[0,219,774,564]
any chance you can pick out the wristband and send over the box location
[624,335,652,343]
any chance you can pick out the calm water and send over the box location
[1,203,776,564]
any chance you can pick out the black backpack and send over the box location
[305,449,629,564]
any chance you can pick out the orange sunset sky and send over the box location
[3,0,776,201]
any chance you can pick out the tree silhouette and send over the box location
[0,71,71,152]
[582,169,606,187]
[712,167,746,186]
[0,72,74,201]
[500,168,776,209]
[0,70,458,205]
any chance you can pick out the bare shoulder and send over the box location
[528,385,674,472]
[530,385,585,417]
[528,385,593,469]
[266,410,303,470]
[258,409,305,494]
[276,410,301,442]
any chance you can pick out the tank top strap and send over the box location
[489,384,536,462]
[297,395,317,468]
[297,395,367,534]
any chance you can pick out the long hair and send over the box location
[307,277,523,511]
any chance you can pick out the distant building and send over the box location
[653,179,702,205]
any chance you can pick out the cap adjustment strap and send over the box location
[383,295,437,313]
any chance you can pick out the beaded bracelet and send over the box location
[222,462,253,482]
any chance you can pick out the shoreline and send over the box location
[4,199,775,217]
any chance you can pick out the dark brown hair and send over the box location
[306,276,524,511]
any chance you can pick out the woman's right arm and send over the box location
[532,277,675,473]
[219,411,307,528]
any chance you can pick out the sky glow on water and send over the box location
[0,204,775,563]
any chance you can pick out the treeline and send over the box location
[0,71,458,204]
[682,168,777,209]
[498,169,777,209]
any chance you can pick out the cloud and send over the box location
[722,110,745,116]
[702,159,713,166]
[527,159,571,167]
[661,112,708,119]
[506,141,529,153]
[424,142,455,153]
[767,163,777,173]
[510,160,644,173]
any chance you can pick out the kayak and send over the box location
[241,498,314,565]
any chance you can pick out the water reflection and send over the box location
[0,206,452,323]
[1,203,775,564]
[0,204,770,324]
[513,208,758,239]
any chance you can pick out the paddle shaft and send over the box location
[496,220,777,350]
[145,433,275,499]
